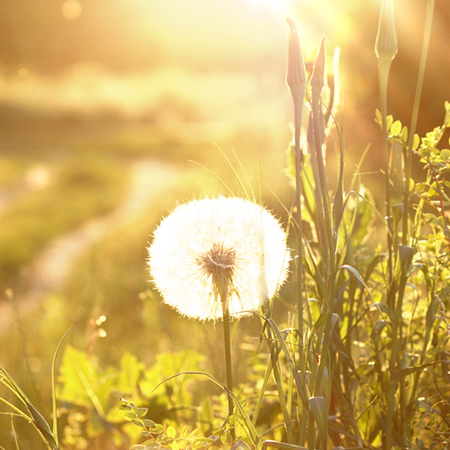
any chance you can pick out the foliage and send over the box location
[0,154,126,286]
[2,1,450,449]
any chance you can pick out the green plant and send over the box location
[0,327,71,450]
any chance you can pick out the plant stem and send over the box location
[402,0,435,246]
[221,295,235,441]
[285,17,308,445]
[378,56,394,286]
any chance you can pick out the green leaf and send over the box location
[390,120,402,136]
[167,426,177,438]
[150,424,164,434]
[309,396,328,443]
[51,325,72,449]
[401,126,408,143]
[371,320,389,346]
[375,109,382,126]
[0,365,58,449]
[390,361,450,384]
[116,352,145,395]
[136,407,149,418]
[57,345,111,416]
[308,298,321,323]
[398,245,414,271]
[386,115,394,130]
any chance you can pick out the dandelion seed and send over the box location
[148,196,290,321]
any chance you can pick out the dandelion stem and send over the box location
[221,295,235,441]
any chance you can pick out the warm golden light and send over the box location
[248,0,292,13]
[18,67,28,78]
[61,0,82,20]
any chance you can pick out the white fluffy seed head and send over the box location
[147,196,290,321]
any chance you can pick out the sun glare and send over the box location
[248,0,293,14]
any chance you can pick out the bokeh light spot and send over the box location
[18,67,28,78]
[62,0,82,20]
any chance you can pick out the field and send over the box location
[1,1,450,449]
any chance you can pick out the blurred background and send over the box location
[0,0,449,447]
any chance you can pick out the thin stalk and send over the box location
[375,2,398,446]
[378,59,394,285]
[375,0,398,287]
[309,40,337,429]
[269,336,295,443]
[221,297,235,442]
[402,0,435,245]
[285,17,308,445]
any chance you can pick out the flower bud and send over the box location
[285,16,307,98]
[375,0,398,63]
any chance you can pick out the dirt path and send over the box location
[0,160,179,328]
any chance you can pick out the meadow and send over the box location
[1,0,450,449]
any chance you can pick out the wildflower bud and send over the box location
[375,0,398,64]
[310,36,326,97]
[285,16,307,98]
[310,37,326,148]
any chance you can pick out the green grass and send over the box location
[2,2,450,449]
[0,154,127,288]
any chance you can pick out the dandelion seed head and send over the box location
[148,196,290,321]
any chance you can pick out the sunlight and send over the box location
[247,0,294,14]
[61,0,82,20]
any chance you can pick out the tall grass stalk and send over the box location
[402,0,435,246]
[375,2,399,447]
[285,17,308,445]
[375,0,397,286]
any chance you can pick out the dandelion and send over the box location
[148,196,290,321]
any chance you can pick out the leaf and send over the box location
[150,424,164,435]
[401,126,408,143]
[0,365,58,449]
[369,302,390,316]
[309,396,328,443]
[398,245,415,272]
[308,298,321,323]
[338,265,379,309]
[58,345,111,416]
[390,120,402,136]
[152,372,261,449]
[371,320,389,346]
[390,360,450,384]
[386,115,394,130]
[51,325,72,449]
[167,426,177,438]
[116,352,145,396]
[136,407,149,418]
